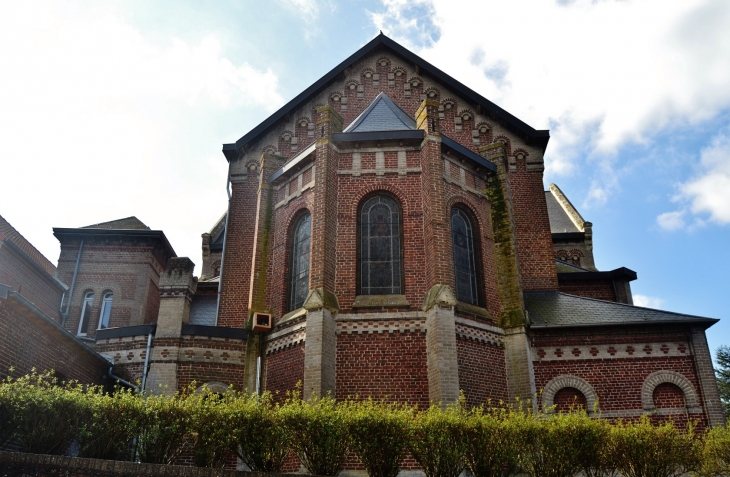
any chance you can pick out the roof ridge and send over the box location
[0,214,57,276]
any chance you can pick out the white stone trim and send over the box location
[542,375,599,415]
[454,316,504,335]
[266,326,306,354]
[532,342,691,362]
[454,323,503,347]
[335,312,426,334]
[642,370,702,412]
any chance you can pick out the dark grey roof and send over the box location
[525,291,718,328]
[555,260,589,273]
[545,192,580,233]
[82,216,150,230]
[344,93,415,132]
[223,33,549,161]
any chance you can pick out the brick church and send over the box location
[0,33,723,429]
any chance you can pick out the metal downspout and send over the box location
[108,367,139,392]
[214,176,232,325]
[61,238,84,326]
[139,324,156,393]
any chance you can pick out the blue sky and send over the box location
[1,1,728,354]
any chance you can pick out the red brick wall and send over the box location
[456,336,509,407]
[335,331,429,408]
[0,300,107,384]
[559,278,616,302]
[0,243,62,319]
[218,179,258,328]
[553,387,587,412]
[653,383,686,409]
[265,343,305,399]
[507,158,558,291]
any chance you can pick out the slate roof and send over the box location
[555,260,589,273]
[0,214,56,276]
[525,291,717,328]
[223,33,549,161]
[344,93,416,132]
[82,216,150,230]
[545,191,581,233]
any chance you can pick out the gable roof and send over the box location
[223,33,549,161]
[0,214,56,276]
[344,92,416,132]
[525,291,717,329]
[82,216,150,230]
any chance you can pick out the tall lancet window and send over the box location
[451,207,480,305]
[289,213,311,311]
[360,195,403,295]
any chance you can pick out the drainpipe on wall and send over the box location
[61,238,84,327]
[139,323,156,393]
[214,176,232,326]
[108,367,139,392]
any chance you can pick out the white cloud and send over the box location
[0,2,284,273]
[372,0,730,197]
[657,127,730,230]
[633,295,665,310]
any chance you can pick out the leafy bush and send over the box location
[281,393,351,476]
[136,390,191,465]
[611,415,699,477]
[2,370,86,455]
[187,386,236,468]
[519,410,603,477]
[409,402,465,477]
[76,385,141,460]
[460,406,523,477]
[699,425,730,477]
[229,391,290,472]
[347,399,414,477]
[0,374,18,449]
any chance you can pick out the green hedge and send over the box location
[0,371,727,476]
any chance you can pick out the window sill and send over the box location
[352,294,410,309]
[279,307,307,325]
[455,301,492,320]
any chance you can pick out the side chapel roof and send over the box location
[526,292,717,329]
[0,214,57,276]
[223,33,550,161]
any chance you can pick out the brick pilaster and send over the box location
[690,326,725,426]
[148,257,196,394]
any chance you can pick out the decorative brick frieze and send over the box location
[336,311,426,334]
[533,342,692,362]
[454,319,503,347]
[266,320,307,355]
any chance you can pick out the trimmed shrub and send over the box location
[0,374,17,449]
[700,425,730,477]
[519,410,603,477]
[2,370,86,455]
[229,391,291,473]
[76,385,141,460]
[188,386,236,468]
[281,394,351,476]
[136,390,191,465]
[347,399,414,477]
[409,402,466,477]
[460,406,523,477]
[611,415,700,477]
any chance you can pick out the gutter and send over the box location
[61,238,84,326]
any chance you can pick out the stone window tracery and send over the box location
[289,213,311,311]
[451,207,480,305]
[359,195,402,295]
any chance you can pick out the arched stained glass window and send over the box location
[451,208,480,305]
[360,195,402,295]
[289,213,311,311]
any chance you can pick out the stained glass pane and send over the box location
[289,214,311,311]
[451,208,480,305]
[360,195,402,295]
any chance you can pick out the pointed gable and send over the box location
[344,93,415,132]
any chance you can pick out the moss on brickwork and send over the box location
[480,144,526,329]
[303,287,339,314]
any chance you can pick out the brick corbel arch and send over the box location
[642,370,701,412]
[542,375,599,415]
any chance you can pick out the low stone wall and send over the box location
[0,451,299,477]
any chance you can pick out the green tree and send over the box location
[715,345,730,422]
